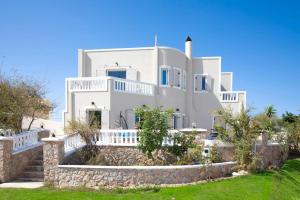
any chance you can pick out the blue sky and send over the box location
[0,0,299,121]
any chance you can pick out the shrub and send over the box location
[135,106,173,157]
[167,132,196,158]
[209,144,222,163]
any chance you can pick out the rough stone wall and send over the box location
[10,145,43,179]
[57,162,236,188]
[63,146,176,166]
[43,139,64,185]
[0,138,13,182]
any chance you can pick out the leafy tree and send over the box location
[281,112,300,153]
[135,106,173,157]
[255,105,280,139]
[214,106,261,169]
[0,74,54,132]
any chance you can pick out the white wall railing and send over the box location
[11,129,40,152]
[63,129,177,154]
[114,79,154,96]
[64,134,86,154]
[94,130,139,146]
[220,91,245,102]
[67,77,108,92]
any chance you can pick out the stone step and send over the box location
[23,171,44,179]
[15,177,44,182]
[25,165,44,172]
[32,160,43,165]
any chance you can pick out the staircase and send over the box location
[16,154,44,182]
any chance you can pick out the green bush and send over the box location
[135,106,173,157]
[167,132,196,158]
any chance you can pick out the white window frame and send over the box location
[194,74,209,93]
[173,67,182,90]
[160,66,171,87]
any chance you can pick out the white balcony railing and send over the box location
[67,77,154,96]
[64,134,86,154]
[114,79,154,96]
[11,129,40,152]
[220,91,245,102]
[63,129,177,154]
[94,130,139,146]
[68,77,108,92]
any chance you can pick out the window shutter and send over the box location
[101,109,110,129]
[126,68,138,81]
[194,75,201,92]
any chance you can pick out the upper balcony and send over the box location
[66,77,155,96]
[219,91,247,112]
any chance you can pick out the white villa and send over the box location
[63,36,246,132]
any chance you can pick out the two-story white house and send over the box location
[63,37,246,132]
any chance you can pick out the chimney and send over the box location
[185,36,192,59]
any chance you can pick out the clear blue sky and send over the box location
[0,0,299,121]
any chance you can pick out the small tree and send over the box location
[0,74,54,132]
[281,112,300,153]
[135,106,173,157]
[214,106,261,169]
[255,105,280,139]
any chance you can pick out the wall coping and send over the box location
[42,137,65,142]
[58,161,237,170]
[0,136,14,141]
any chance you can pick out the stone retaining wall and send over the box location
[57,162,236,188]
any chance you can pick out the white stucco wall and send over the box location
[221,72,233,91]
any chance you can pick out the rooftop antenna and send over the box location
[154,34,158,47]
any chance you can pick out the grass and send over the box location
[0,159,299,200]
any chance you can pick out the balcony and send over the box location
[66,77,155,96]
[220,91,246,112]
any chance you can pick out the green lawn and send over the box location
[0,159,299,200]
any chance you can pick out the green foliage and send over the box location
[135,106,173,157]
[255,105,280,139]
[177,145,204,165]
[214,106,261,169]
[167,132,196,158]
[208,144,222,163]
[281,112,300,153]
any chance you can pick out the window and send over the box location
[161,68,169,86]
[194,74,210,92]
[201,76,206,90]
[107,70,126,79]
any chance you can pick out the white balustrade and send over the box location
[94,130,139,146]
[64,134,86,153]
[12,129,39,152]
[68,77,108,92]
[114,79,154,96]
[220,91,239,102]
